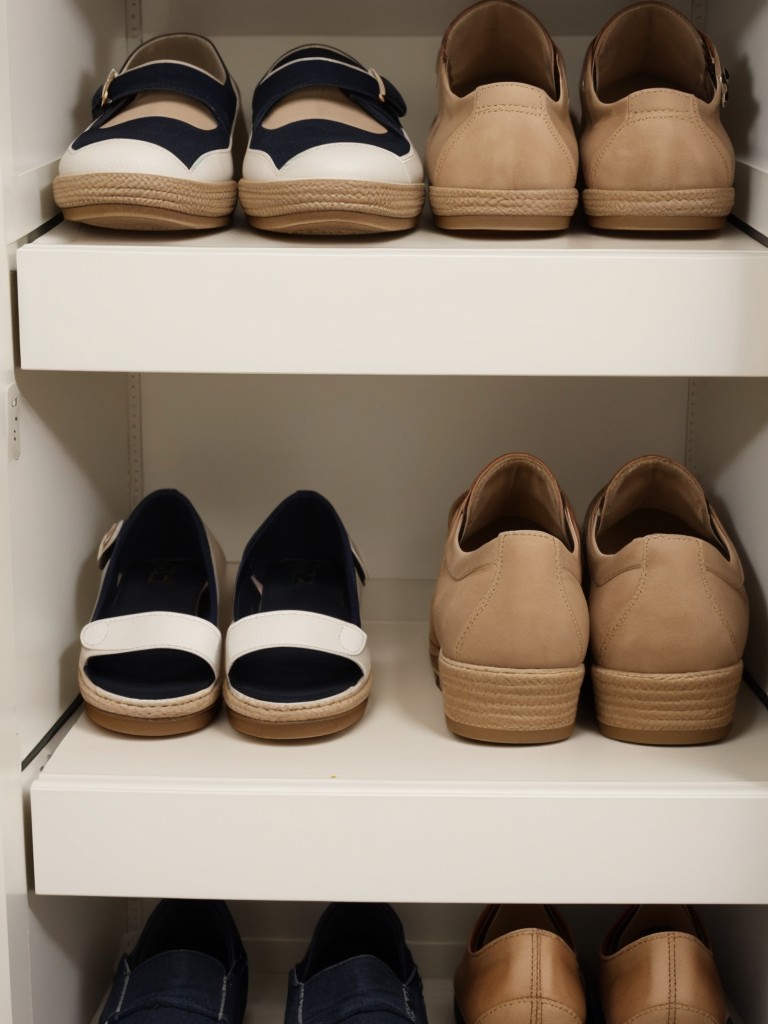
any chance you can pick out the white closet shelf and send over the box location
[32,621,768,903]
[17,218,768,376]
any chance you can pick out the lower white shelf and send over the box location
[32,621,768,902]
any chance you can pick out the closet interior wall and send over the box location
[1,1,768,1023]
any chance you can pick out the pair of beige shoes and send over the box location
[427,0,734,232]
[429,452,748,745]
[456,904,729,1024]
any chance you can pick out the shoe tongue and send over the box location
[464,454,568,544]
[599,457,713,539]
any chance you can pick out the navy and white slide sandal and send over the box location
[54,34,239,230]
[238,45,425,234]
[224,491,371,739]
[79,490,225,736]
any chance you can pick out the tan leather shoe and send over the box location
[426,0,579,231]
[580,2,735,231]
[600,906,729,1024]
[586,455,748,745]
[455,905,587,1024]
[429,453,588,743]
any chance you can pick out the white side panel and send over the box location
[687,377,768,690]
[9,371,129,758]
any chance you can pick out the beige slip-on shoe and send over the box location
[429,453,588,743]
[426,0,579,231]
[586,455,748,745]
[580,2,734,231]
[600,906,729,1024]
[455,905,587,1024]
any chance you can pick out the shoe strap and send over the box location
[91,62,237,127]
[251,51,406,128]
[226,610,370,676]
[81,611,221,676]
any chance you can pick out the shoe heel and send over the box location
[592,662,743,745]
[438,653,584,744]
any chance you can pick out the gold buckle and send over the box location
[101,68,118,107]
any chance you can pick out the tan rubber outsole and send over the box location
[429,185,578,232]
[84,702,219,737]
[434,648,584,745]
[238,178,424,235]
[592,662,743,745]
[584,186,734,231]
[53,173,237,230]
[226,700,367,739]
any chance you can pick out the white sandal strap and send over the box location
[80,612,221,676]
[226,610,370,677]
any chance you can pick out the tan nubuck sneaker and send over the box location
[586,456,748,745]
[426,0,579,231]
[429,454,588,743]
[580,1,735,231]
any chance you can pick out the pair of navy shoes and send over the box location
[98,900,427,1024]
[54,34,424,235]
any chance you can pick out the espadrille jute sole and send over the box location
[434,649,584,744]
[584,186,734,231]
[223,673,372,739]
[429,185,578,231]
[592,662,743,745]
[53,172,237,230]
[238,178,424,235]
[78,669,221,736]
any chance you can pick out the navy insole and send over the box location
[88,558,214,700]
[229,558,361,703]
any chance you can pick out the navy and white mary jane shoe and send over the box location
[238,46,425,234]
[54,34,239,230]
[224,491,371,739]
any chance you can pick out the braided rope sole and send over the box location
[223,672,372,724]
[584,187,734,218]
[54,173,237,217]
[239,179,425,219]
[429,186,579,218]
[79,668,221,730]
[439,654,584,742]
[592,662,742,743]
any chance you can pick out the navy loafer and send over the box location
[286,904,428,1024]
[98,899,248,1024]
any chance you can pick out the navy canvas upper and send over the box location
[98,900,248,1024]
[248,46,414,169]
[72,37,237,169]
[286,904,428,1024]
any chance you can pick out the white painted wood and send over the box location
[16,221,768,375]
[31,621,768,902]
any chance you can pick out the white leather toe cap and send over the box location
[59,138,234,182]
[242,141,424,185]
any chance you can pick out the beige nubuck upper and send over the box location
[429,453,588,743]
[586,455,748,745]
[426,0,579,231]
[580,1,735,230]
[599,906,728,1024]
[455,905,587,1024]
